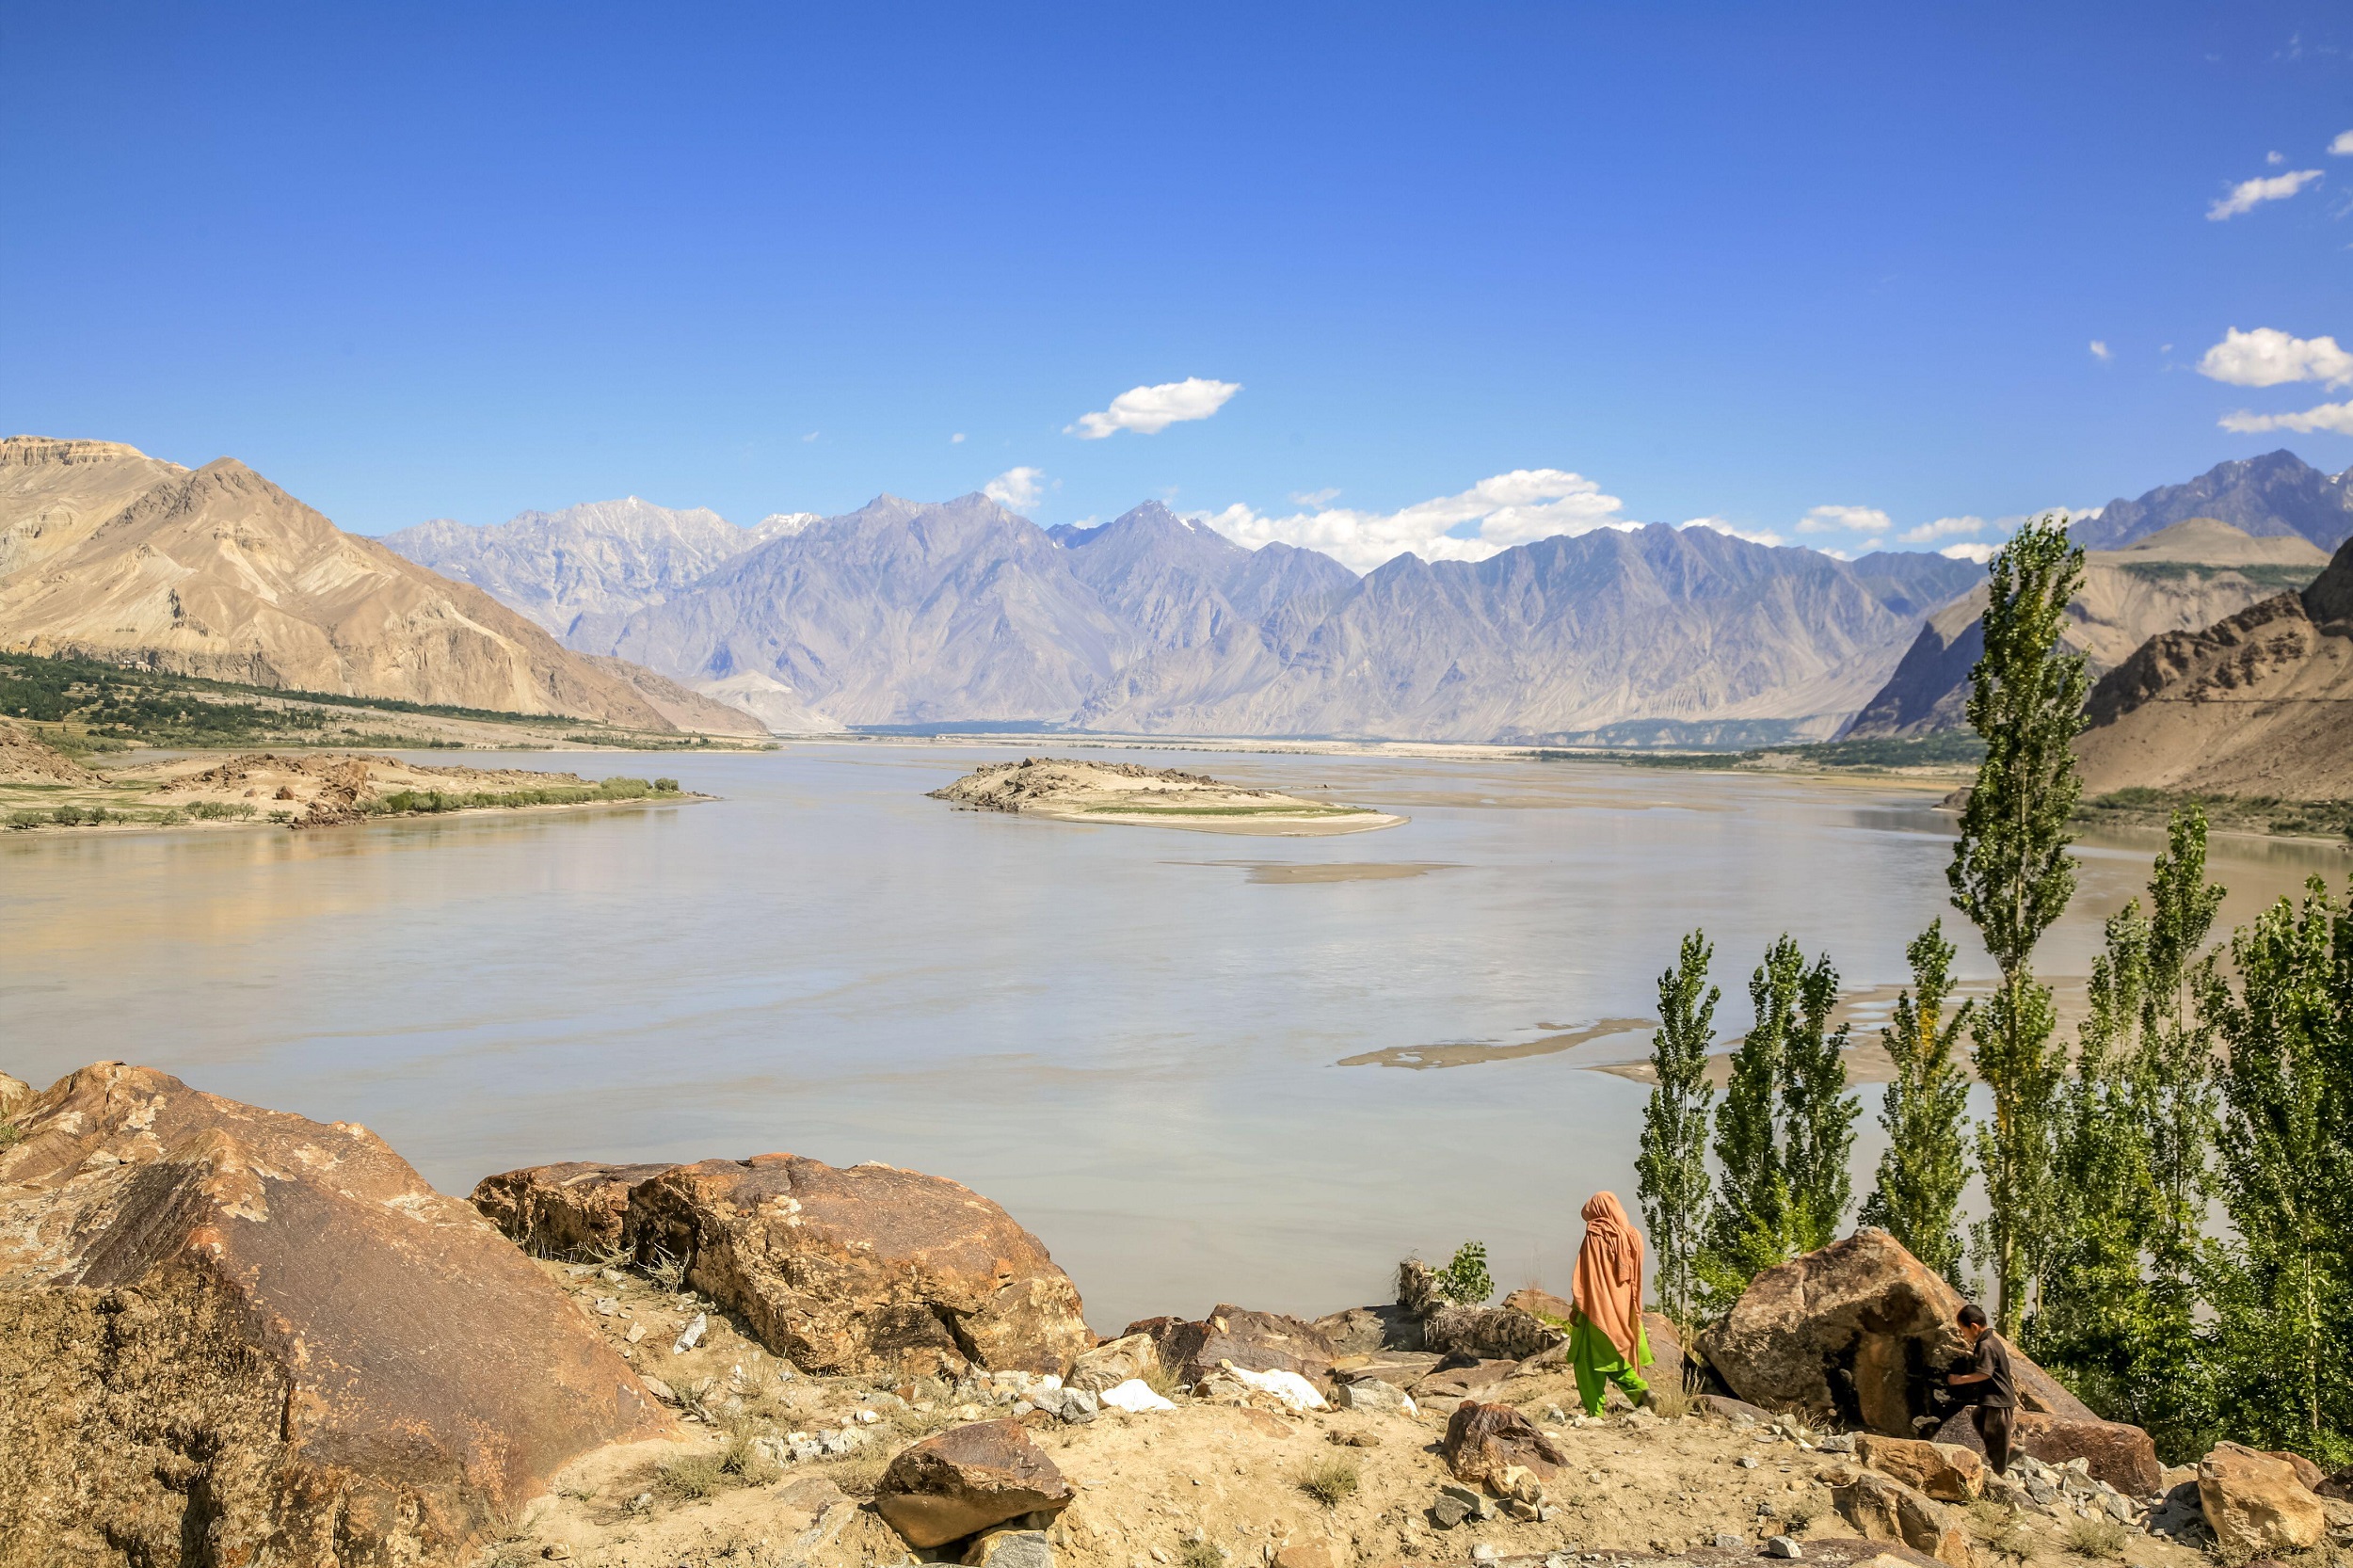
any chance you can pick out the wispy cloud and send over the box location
[1196,468,1629,572]
[1289,487,1341,507]
[2220,400,2353,435]
[2198,327,2353,387]
[1066,377,1241,440]
[2089,341,2112,360]
[1899,515,1991,545]
[984,466,1048,510]
[2331,130,2353,156]
[2208,168,2322,220]
[951,432,967,444]
[1797,504,1892,536]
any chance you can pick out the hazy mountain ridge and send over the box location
[561,493,1978,740]
[386,498,819,639]
[2073,450,2353,552]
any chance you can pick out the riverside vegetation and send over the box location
[1633,516,2353,1468]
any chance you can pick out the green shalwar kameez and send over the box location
[1569,1313,1652,1415]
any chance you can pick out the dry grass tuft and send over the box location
[1298,1456,1359,1508]
[2060,1516,2129,1560]
[1179,1542,1225,1568]
[1643,1380,1696,1419]
[656,1452,728,1500]
[801,1443,895,1497]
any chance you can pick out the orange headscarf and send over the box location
[1570,1191,1645,1360]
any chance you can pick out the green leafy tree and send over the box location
[1436,1240,1495,1306]
[1698,936,1802,1297]
[1637,931,1719,1325]
[1782,950,1859,1253]
[1948,513,2089,1336]
[1859,920,1974,1287]
[2199,881,2353,1462]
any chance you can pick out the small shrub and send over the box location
[653,777,680,792]
[186,799,256,820]
[6,809,43,830]
[153,808,187,825]
[645,1246,688,1291]
[0,1123,22,1150]
[2060,1517,2128,1560]
[266,809,295,824]
[1179,1541,1225,1568]
[51,804,85,826]
[1436,1240,1493,1305]
[656,1452,727,1500]
[1298,1456,1359,1508]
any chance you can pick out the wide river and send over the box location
[4,743,2343,1330]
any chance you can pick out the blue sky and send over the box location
[4,3,2350,568]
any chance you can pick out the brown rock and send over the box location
[1931,1408,2162,1496]
[2318,1465,2353,1501]
[1128,1304,1338,1385]
[1313,1304,1422,1355]
[1273,1544,1339,1568]
[2200,1442,2329,1558]
[1703,1393,1778,1424]
[628,1154,1094,1378]
[1065,1331,1160,1394]
[1336,1352,1443,1389]
[874,1418,1073,1548]
[1833,1470,1972,1567]
[472,1160,680,1257]
[0,1063,671,1568]
[1855,1435,1984,1501]
[1411,1358,1520,1410]
[0,1072,30,1118]
[2263,1450,2325,1492]
[1440,1400,1571,1485]
[1699,1228,2096,1432]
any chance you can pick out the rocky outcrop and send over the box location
[1833,1470,1972,1566]
[2198,1442,2329,1557]
[0,721,97,785]
[474,1153,1094,1379]
[0,1063,671,1568]
[1441,1400,1571,1485]
[873,1418,1073,1547]
[1698,1229,2097,1433]
[1931,1407,2163,1496]
[1065,1332,1161,1394]
[471,1160,680,1256]
[0,1071,30,1118]
[1127,1304,1339,1387]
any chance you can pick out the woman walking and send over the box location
[1570,1191,1655,1416]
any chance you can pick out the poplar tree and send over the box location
[1859,920,1973,1287]
[1948,513,2088,1336]
[1698,936,1802,1298]
[1637,930,1719,1325]
[1782,950,1859,1253]
[2200,882,2353,1458]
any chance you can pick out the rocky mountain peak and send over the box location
[0,435,173,470]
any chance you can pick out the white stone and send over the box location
[1099,1379,1178,1414]
[672,1312,707,1354]
[1221,1365,1327,1411]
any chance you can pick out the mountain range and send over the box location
[0,438,759,734]
[2073,449,2353,552]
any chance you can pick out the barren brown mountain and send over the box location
[2076,532,2353,800]
[0,436,739,729]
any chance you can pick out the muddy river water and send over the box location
[4,742,2342,1329]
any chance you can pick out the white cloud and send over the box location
[951,432,967,444]
[984,467,1048,510]
[1941,542,1998,564]
[801,430,820,442]
[1289,487,1341,507]
[2089,340,2112,360]
[2331,130,2353,155]
[1899,515,1991,545]
[2207,168,2323,220]
[2198,326,2353,387]
[1720,526,1786,548]
[1797,504,1893,536]
[2219,400,2353,435]
[2268,150,2287,166]
[1066,377,1241,439]
[1195,468,1630,573]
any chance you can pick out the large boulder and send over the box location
[2199,1442,2329,1557]
[1855,1434,1984,1501]
[873,1418,1073,1547]
[1126,1304,1337,1386]
[1394,1261,1565,1362]
[626,1155,1094,1379]
[1931,1407,2163,1496]
[0,1063,671,1568]
[1065,1331,1160,1394]
[471,1160,679,1257]
[1699,1228,2098,1432]
[1441,1400,1571,1485]
[0,1071,31,1118]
